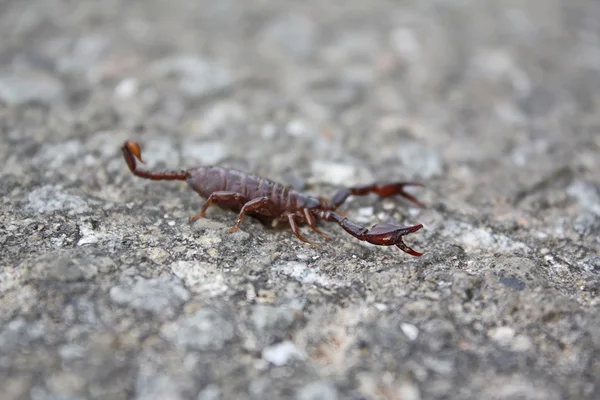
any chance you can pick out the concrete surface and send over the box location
[1,0,599,399]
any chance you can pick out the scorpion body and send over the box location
[122,140,425,256]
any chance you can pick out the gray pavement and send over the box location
[1,0,599,399]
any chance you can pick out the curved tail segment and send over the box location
[121,141,190,181]
[320,211,424,256]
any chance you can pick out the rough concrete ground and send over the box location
[1,0,599,399]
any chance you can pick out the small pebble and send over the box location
[262,341,305,366]
[273,261,331,287]
[358,207,374,217]
[286,120,315,137]
[114,78,139,98]
[488,326,516,346]
[401,323,420,341]
[390,28,421,62]
[182,141,227,165]
[197,384,221,400]
[310,161,358,186]
[169,261,229,297]
[135,371,184,400]
[397,382,421,400]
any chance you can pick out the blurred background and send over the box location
[3,0,598,202]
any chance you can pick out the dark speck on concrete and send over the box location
[499,276,526,291]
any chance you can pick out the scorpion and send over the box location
[121,140,426,256]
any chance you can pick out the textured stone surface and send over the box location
[1,0,599,399]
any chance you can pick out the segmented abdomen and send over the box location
[186,166,316,215]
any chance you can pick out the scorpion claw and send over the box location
[366,223,424,256]
[396,241,423,257]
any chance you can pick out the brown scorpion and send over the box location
[121,140,425,256]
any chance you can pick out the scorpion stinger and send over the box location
[122,141,191,181]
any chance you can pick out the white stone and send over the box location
[262,341,305,366]
[488,326,516,346]
[401,323,419,341]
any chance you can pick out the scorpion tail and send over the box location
[321,211,424,256]
[122,140,190,181]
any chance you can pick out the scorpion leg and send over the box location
[288,214,320,247]
[228,197,279,233]
[189,191,248,222]
[303,208,330,239]
[330,182,425,209]
[321,211,423,256]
